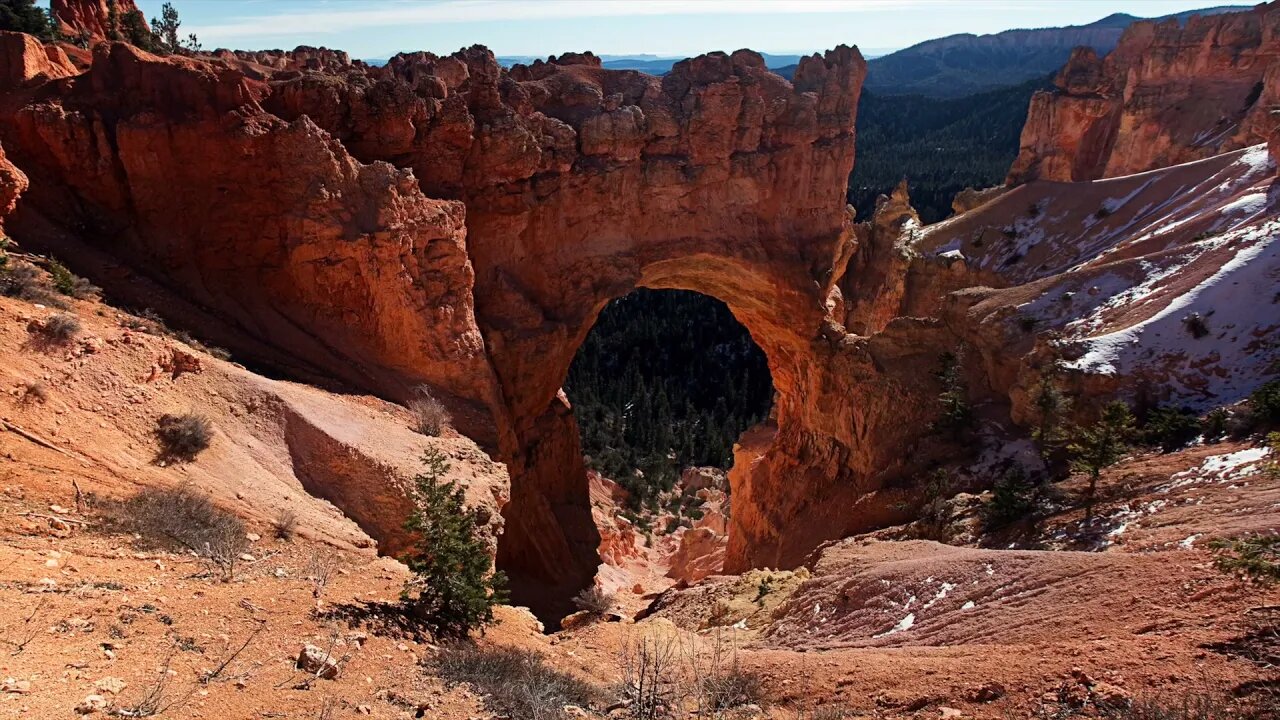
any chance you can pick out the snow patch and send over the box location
[874,613,915,638]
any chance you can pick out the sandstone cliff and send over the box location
[2,34,961,618]
[4,13,1272,624]
[50,0,147,43]
[1008,2,1280,184]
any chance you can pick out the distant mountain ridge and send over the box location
[864,5,1247,97]
[494,52,806,73]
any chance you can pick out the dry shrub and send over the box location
[38,313,81,344]
[0,262,65,307]
[408,386,450,436]
[111,485,247,580]
[18,381,47,406]
[698,665,762,712]
[572,585,617,615]
[306,551,340,606]
[435,644,599,720]
[155,412,213,462]
[273,507,298,541]
[618,632,684,720]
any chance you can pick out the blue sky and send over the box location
[85,0,1240,59]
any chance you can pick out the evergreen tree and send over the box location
[401,449,507,637]
[1030,368,1072,463]
[931,350,973,437]
[149,2,200,55]
[0,0,56,41]
[1068,401,1135,518]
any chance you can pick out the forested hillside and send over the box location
[563,290,773,508]
[849,76,1048,223]
[861,6,1244,97]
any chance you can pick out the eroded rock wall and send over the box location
[0,33,978,618]
[0,42,501,435]
[1008,2,1280,184]
[51,0,147,43]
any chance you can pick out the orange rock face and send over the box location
[0,141,27,236]
[0,31,75,89]
[0,33,985,619]
[1008,2,1280,184]
[50,0,147,43]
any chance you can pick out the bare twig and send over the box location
[202,621,265,684]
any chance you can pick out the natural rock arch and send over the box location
[0,36,959,620]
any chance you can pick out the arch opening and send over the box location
[563,288,774,515]
[490,250,832,624]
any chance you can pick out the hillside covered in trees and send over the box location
[849,76,1048,223]
[563,290,772,508]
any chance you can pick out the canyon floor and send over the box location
[0,287,1276,719]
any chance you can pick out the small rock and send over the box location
[1092,681,1130,707]
[295,645,339,680]
[76,695,106,714]
[94,678,126,695]
[967,681,1005,702]
[2,678,31,694]
[357,705,371,715]
[245,533,260,542]
[238,553,255,562]
[563,705,590,718]
[939,708,963,719]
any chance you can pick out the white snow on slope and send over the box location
[1062,223,1280,407]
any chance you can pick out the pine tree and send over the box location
[1068,401,1135,518]
[1030,368,1072,463]
[0,0,56,41]
[932,349,973,437]
[149,2,199,55]
[401,449,506,637]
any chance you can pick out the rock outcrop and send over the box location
[2,35,966,618]
[51,0,147,43]
[0,141,26,237]
[1008,2,1280,184]
[0,31,76,89]
[7,12,1267,624]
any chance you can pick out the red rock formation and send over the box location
[1009,2,1280,184]
[51,0,147,43]
[0,31,76,89]
[0,36,987,618]
[0,141,27,237]
[667,526,726,584]
[1,41,501,446]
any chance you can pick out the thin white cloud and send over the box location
[190,0,964,39]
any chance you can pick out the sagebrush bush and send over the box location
[408,386,450,436]
[0,261,64,307]
[273,507,298,541]
[699,665,763,711]
[1095,691,1280,720]
[39,313,82,344]
[572,585,616,615]
[435,644,598,720]
[155,412,213,462]
[112,485,247,580]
